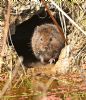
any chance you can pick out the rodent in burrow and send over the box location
[31,23,65,64]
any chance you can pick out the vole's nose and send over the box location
[45,46,48,49]
[41,46,48,52]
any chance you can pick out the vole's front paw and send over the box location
[49,58,55,64]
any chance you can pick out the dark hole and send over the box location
[9,9,61,67]
[49,37,52,42]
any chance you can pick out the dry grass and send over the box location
[0,0,86,100]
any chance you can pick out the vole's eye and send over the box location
[40,37,43,41]
[50,37,52,41]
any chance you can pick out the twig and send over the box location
[1,0,11,57]
[0,62,18,98]
[59,3,67,39]
[50,0,86,36]
[41,0,65,41]
[0,0,19,98]
[8,30,26,75]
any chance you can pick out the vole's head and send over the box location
[31,24,65,63]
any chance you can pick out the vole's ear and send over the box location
[36,26,40,30]
[34,26,40,33]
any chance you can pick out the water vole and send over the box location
[31,24,65,64]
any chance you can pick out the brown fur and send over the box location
[31,24,65,63]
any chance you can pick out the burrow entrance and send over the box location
[10,10,61,66]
